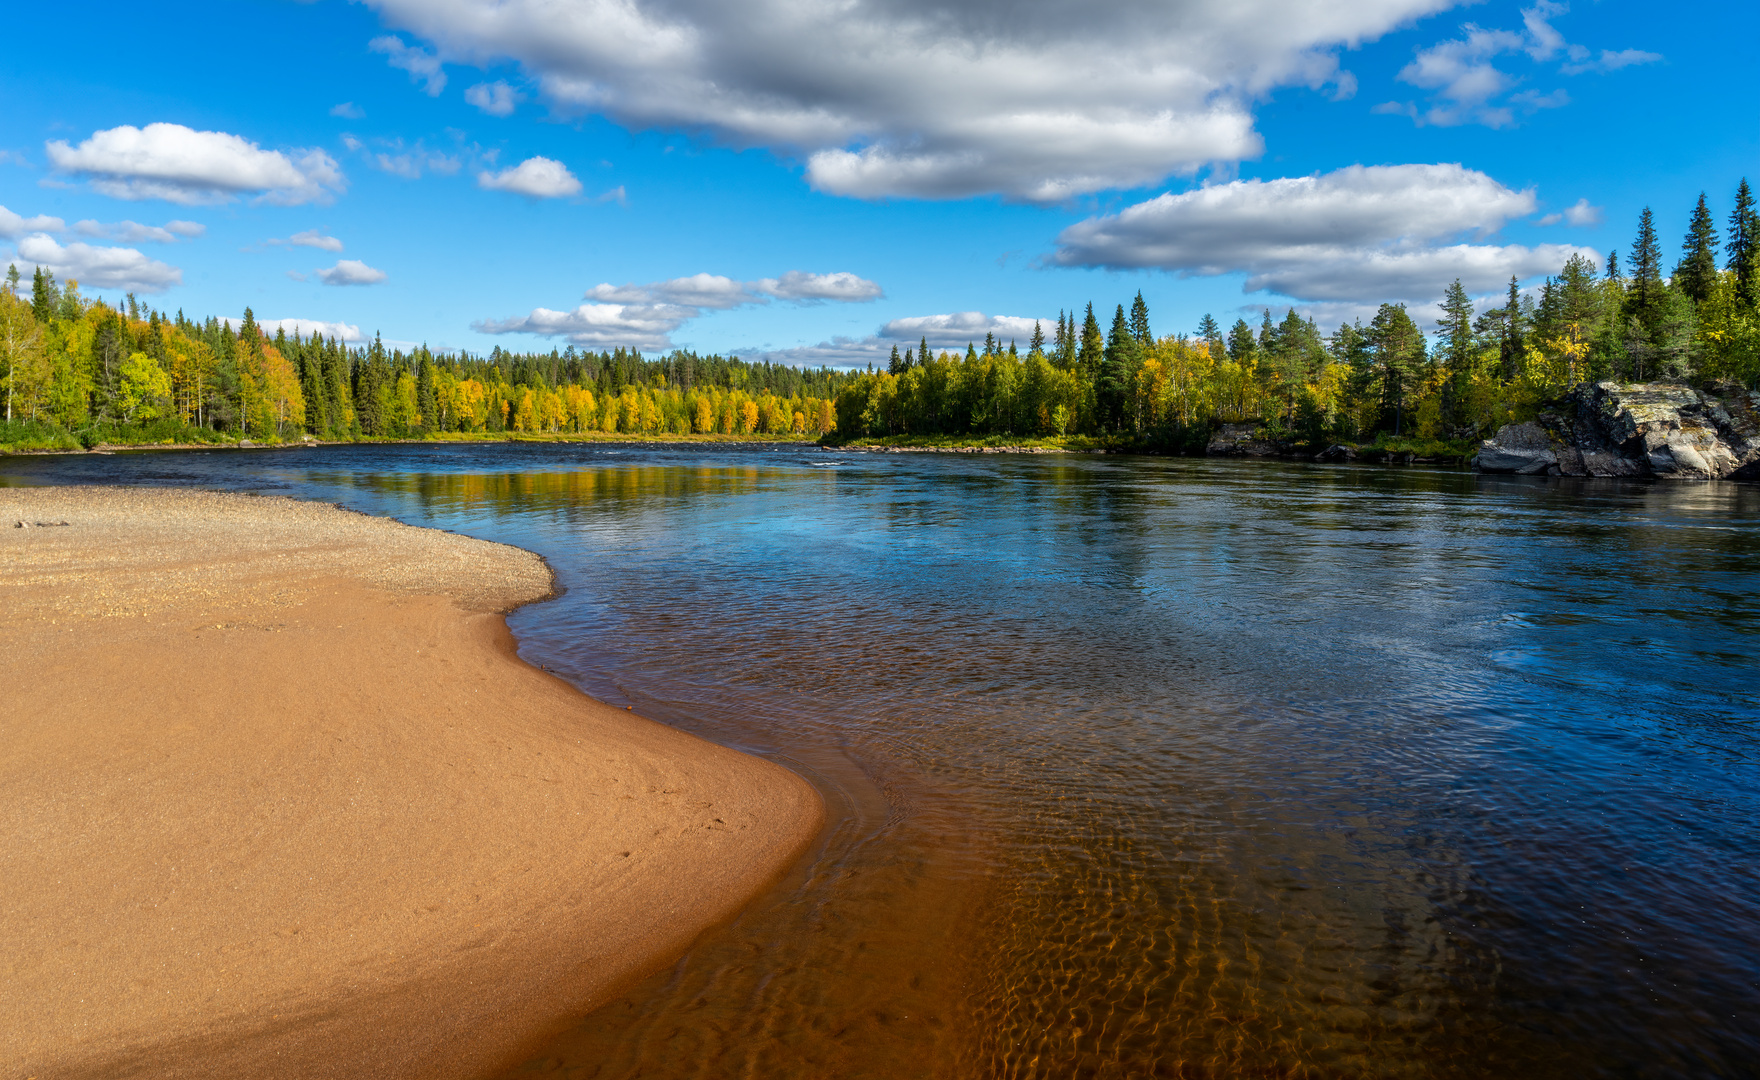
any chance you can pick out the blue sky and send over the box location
[1,0,1752,366]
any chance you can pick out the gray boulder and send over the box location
[1474,381,1760,480]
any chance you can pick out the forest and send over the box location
[2,181,1757,454]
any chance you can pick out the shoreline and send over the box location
[0,486,825,1079]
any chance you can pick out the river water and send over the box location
[5,444,1758,1078]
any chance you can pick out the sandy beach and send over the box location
[0,486,824,1079]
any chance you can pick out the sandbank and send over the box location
[0,486,823,1079]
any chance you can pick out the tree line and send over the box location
[0,268,848,442]
[3,179,1757,449]
[833,180,1760,446]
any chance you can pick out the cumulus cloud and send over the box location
[46,123,344,205]
[742,312,1050,369]
[267,229,345,252]
[370,35,447,95]
[479,269,884,348]
[316,259,388,286]
[1537,197,1603,227]
[362,0,1461,202]
[880,312,1048,349]
[465,80,523,117]
[1053,163,1597,303]
[74,218,204,243]
[258,318,366,342]
[6,234,181,293]
[477,156,582,197]
[755,271,884,303]
[0,205,66,239]
[1386,2,1660,127]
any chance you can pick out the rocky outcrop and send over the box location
[1206,422,1281,456]
[1473,381,1760,480]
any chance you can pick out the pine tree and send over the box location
[30,267,55,324]
[1675,192,1719,305]
[1727,179,1759,306]
[1499,277,1526,382]
[1129,291,1151,345]
[1369,303,1424,435]
[1099,303,1139,430]
[1078,303,1104,376]
[1435,279,1475,386]
[1196,313,1220,344]
[1226,318,1257,366]
[417,355,438,433]
[1625,207,1666,340]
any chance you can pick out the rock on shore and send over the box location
[1473,381,1760,480]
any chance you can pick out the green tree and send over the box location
[1128,291,1152,345]
[1625,207,1666,340]
[1675,192,1720,305]
[1435,278,1475,406]
[1099,303,1139,430]
[1727,179,1758,307]
[1368,303,1425,435]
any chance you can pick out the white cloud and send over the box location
[0,205,66,239]
[744,313,1050,369]
[1560,47,1661,75]
[265,229,345,252]
[73,218,204,243]
[316,259,388,286]
[587,273,750,309]
[879,312,1048,349]
[465,80,523,117]
[7,234,181,293]
[474,302,690,350]
[1053,163,1597,303]
[1537,197,1603,227]
[480,269,885,348]
[754,270,884,303]
[259,317,366,342]
[46,123,344,205]
[330,102,367,119]
[477,156,582,197]
[370,35,447,96]
[363,0,1462,202]
[1390,2,1661,127]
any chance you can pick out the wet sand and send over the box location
[0,486,824,1079]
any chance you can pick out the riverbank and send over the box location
[0,487,824,1079]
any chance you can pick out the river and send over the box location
[5,443,1757,1078]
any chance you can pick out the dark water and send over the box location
[6,444,1759,1078]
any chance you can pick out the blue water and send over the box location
[6,443,1757,1078]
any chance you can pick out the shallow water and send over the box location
[6,444,1758,1078]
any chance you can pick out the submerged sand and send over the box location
[0,486,823,1079]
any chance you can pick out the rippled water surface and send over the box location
[7,444,1759,1078]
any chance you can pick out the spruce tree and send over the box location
[1727,179,1758,306]
[30,267,54,324]
[1369,303,1424,435]
[1226,318,1257,366]
[1625,207,1666,340]
[1499,277,1526,382]
[1078,303,1104,376]
[919,336,931,368]
[1675,192,1719,305]
[1435,279,1475,386]
[888,344,903,375]
[1099,303,1138,430]
[1129,291,1151,345]
[1029,320,1045,357]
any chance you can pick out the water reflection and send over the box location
[5,444,1757,1077]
